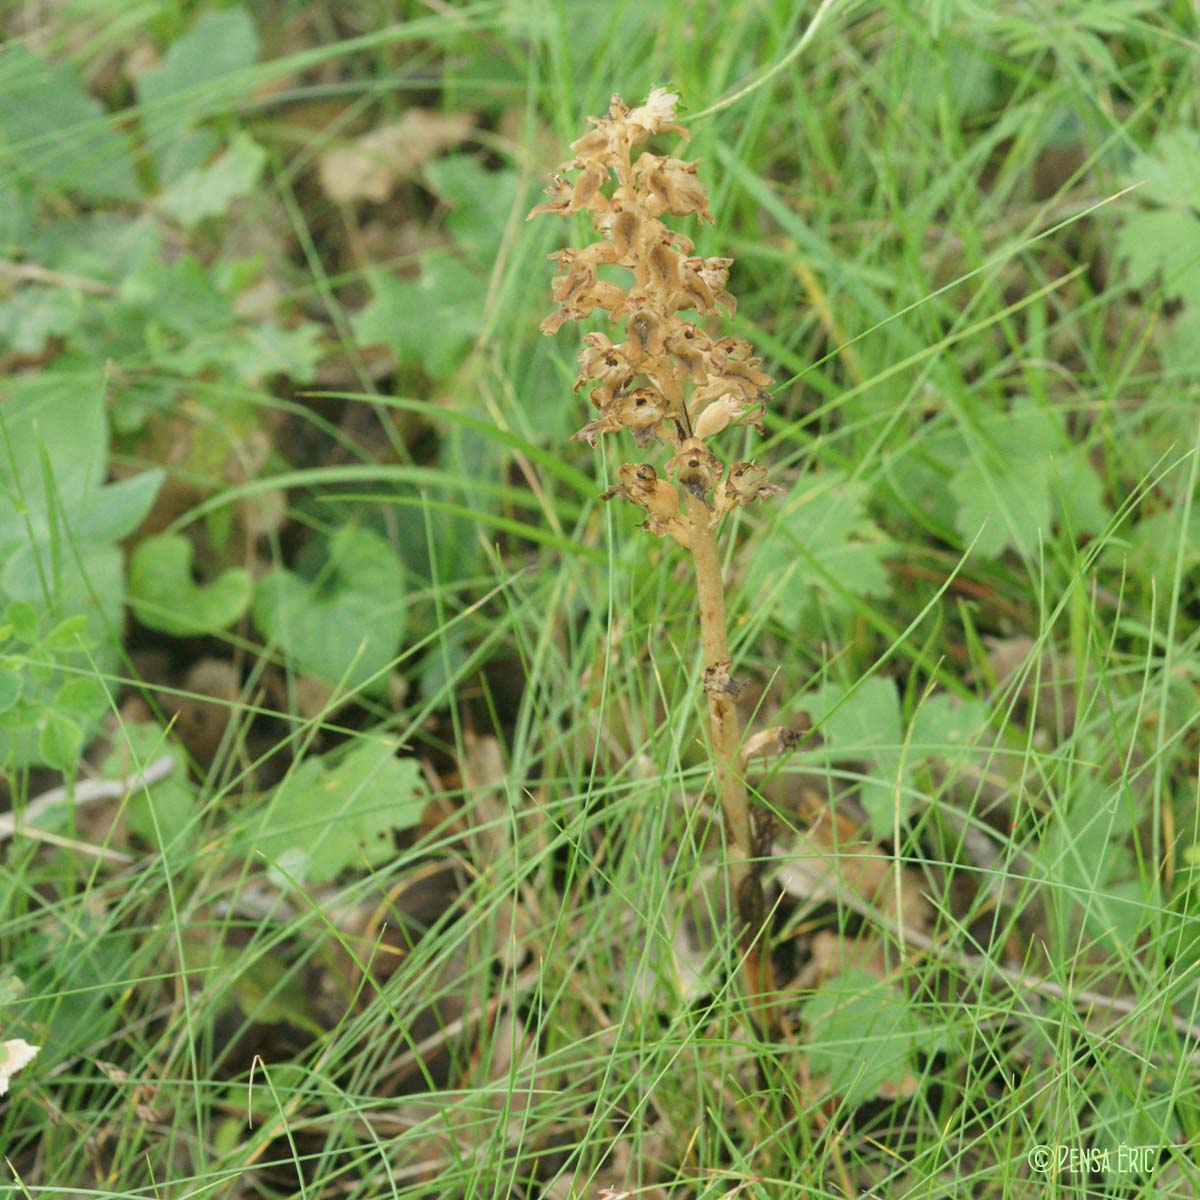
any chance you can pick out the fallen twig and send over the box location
[0,756,176,843]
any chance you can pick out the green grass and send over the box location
[2,0,1199,1196]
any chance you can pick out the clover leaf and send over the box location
[128,534,253,637]
[252,525,405,695]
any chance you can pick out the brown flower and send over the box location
[601,462,690,547]
[712,462,783,522]
[634,153,713,223]
[529,88,781,532]
[665,437,722,502]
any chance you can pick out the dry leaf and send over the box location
[173,658,240,765]
[481,1008,544,1134]
[0,1038,40,1095]
[985,633,1078,734]
[777,808,934,936]
[796,930,891,988]
[318,109,475,203]
[461,732,509,864]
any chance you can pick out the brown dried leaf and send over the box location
[172,658,240,766]
[985,634,1078,734]
[0,1039,39,1096]
[461,732,509,868]
[318,109,475,203]
[777,808,933,936]
[795,930,889,988]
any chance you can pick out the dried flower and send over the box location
[740,725,803,769]
[703,659,743,699]
[527,89,779,535]
[600,462,690,547]
[712,462,783,523]
[529,90,783,1033]
[665,437,722,502]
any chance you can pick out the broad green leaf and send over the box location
[1165,309,1200,375]
[0,183,35,255]
[43,615,90,651]
[137,6,259,183]
[118,255,232,337]
[0,44,140,200]
[909,693,990,765]
[101,723,193,850]
[225,322,323,384]
[745,470,894,631]
[0,699,41,734]
[252,525,406,695]
[227,954,322,1031]
[26,214,160,285]
[950,399,1108,558]
[0,366,160,763]
[942,42,998,119]
[0,665,21,715]
[1,541,123,764]
[1115,128,1200,309]
[1125,127,1200,212]
[75,471,164,544]
[2,542,123,654]
[884,424,969,538]
[0,371,107,546]
[244,739,425,884]
[507,337,576,440]
[950,398,1056,557]
[424,155,520,266]
[163,321,323,384]
[54,677,108,720]
[1048,447,1108,538]
[158,133,267,226]
[1106,503,1200,585]
[1114,209,1200,308]
[951,458,1053,559]
[802,969,922,1106]
[806,677,906,837]
[1093,1086,1181,1153]
[352,252,484,380]
[127,769,195,852]
[128,534,253,637]
[1034,775,1150,957]
[0,374,161,559]
[38,710,82,772]
[0,288,84,355]
[5,602,39,643]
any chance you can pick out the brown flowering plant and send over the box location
[529,88,794,1032]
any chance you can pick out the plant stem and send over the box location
[683,493,776,1033]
